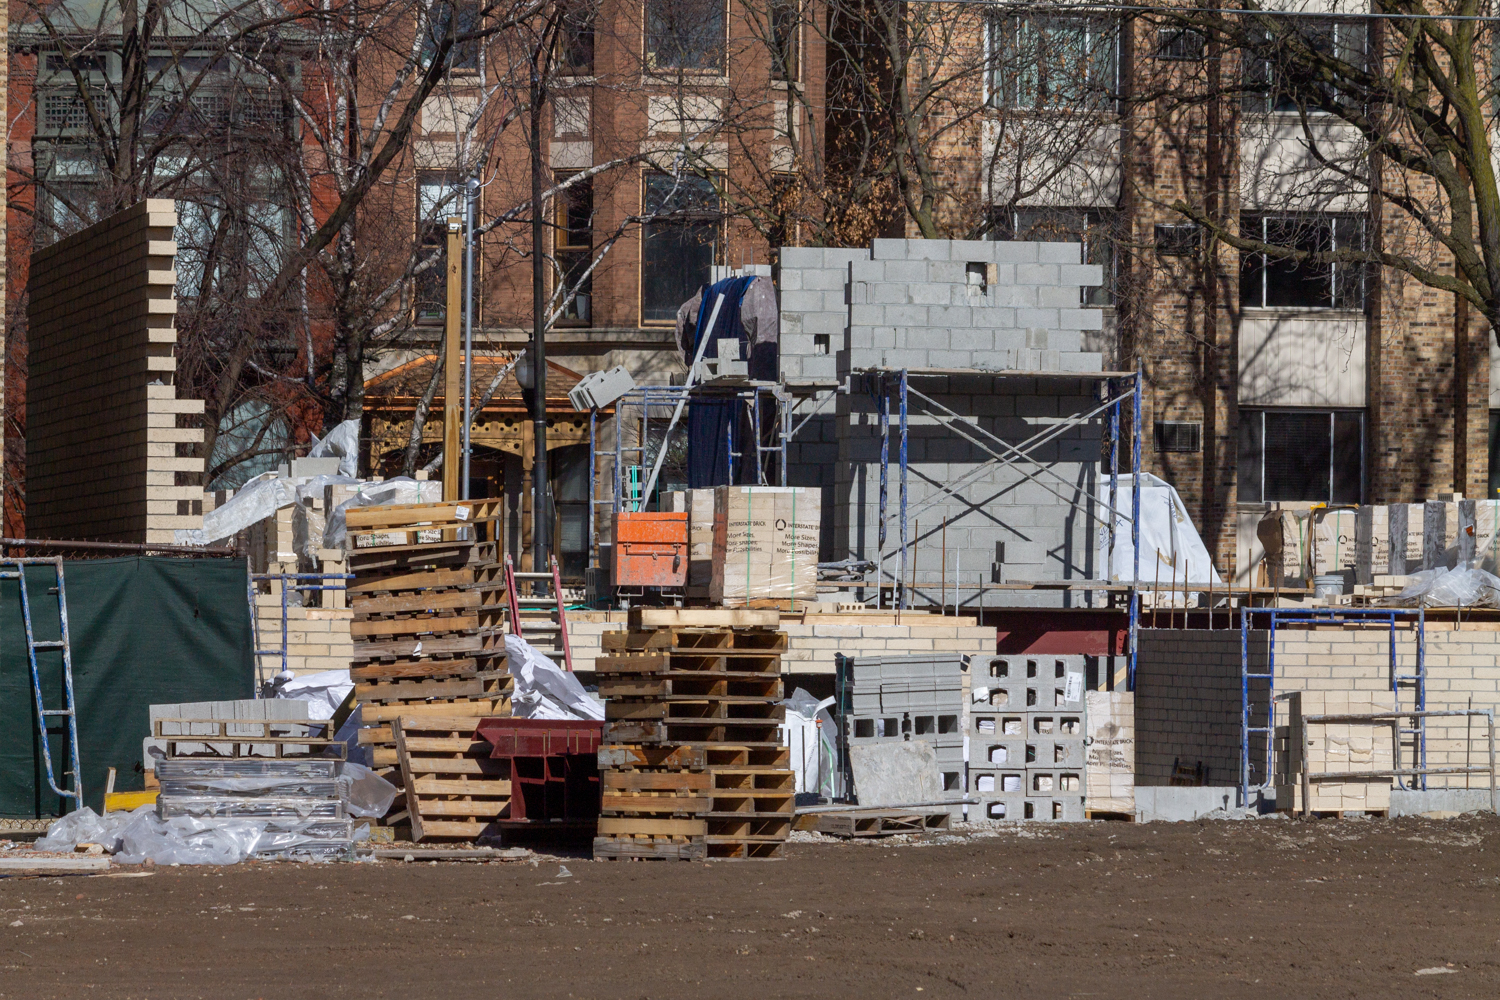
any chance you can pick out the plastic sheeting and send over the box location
[308,419,361,478]
[1385,566,1500,609]
[342,762,399,819]
[504,633,605,721]
[272,668,353,721]
[782,689,836,797]
[174,472,360,547]
[1096,473,1225,587]
[34,805,369,864]
[322,477,445,550]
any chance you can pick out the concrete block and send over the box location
[1059,308,1106,331]
[990,242,1039,263]
[904,240,951,261]
[1060,263,1105,286]
[1015,263,1061,286]
[870,238,908,260]
[1037,242,1082,264]
[778,247,826,269]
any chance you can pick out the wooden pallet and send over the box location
[393,715,512,842]
[593,835,706,860]
[347,541,499,575]
[806,809,953,838]
[602,628,788,654]
[605,718,785,746]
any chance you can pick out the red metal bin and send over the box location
[611,511,689,587]
[474,718,605,823]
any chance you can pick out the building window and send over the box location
[770,0,800,82]
[989,15,1117,109]
[555,174,593,326]
[1154,223,1200,256]
[415,172,459,324]
[641,172,718,323]
[992,207,1116,306]
[424,1,481,72]
[559,0,596,74]
[1156,26,1205,61]
[645,0,726,72]
[1240,214,1366,309]
[1238,409,1363,503]
[1154,421,1201,453]
[1242,18,1367,115]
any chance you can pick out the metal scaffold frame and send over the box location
[864,366,1143,682]
[1238,606,1428,809]
[587,381,832,560]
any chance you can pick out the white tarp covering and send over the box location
[272,669,354,721]
[174,472,359,547]
[1096,473,1224,586]
[307,419,361,478]
[504,633,604,721]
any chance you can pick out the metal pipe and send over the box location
[1130,363,1141,690]
[3,537,237,556]
[462,175,478,500]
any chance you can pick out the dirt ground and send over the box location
[2,814,1498,1000]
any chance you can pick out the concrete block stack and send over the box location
[838,653,968,816]
[969,654,1088,820]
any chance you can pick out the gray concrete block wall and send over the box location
[779,238,1109,601]
[778,239,1104,383]
[1134,630,1261,788]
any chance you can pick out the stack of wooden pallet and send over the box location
[346,500,511,835]
[594,609,793,860]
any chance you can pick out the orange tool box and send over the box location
[611,511,689,587]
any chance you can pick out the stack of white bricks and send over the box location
[26,199,204,542]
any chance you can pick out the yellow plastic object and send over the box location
[104,790,158,812]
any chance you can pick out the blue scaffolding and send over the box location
[1238,606,1428,808]
[866,365,1144,682]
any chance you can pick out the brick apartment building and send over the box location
[5,2,1493,583]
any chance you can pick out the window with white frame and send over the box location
[1241,18,1367,115]
[1238,409,1363,503]
[1240,213,1366,310]
[988,15,1118,110]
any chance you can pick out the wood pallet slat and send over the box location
[394,716,512,843]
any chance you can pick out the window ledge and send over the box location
[1239,307,1366,320]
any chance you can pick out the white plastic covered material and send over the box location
[174,472,359,547]
[341,762,400,819]
[1096,473,1225,587]
[36,806,352,865]
[781,689,836,797]
[308,419,362,478]
[504,633,605,721]
[1386,566,1500,609]
[273,668,354,720]
[323,477,445,550]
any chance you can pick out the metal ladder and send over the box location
[1391,607,1427,789]
[1,557,83,807]
[1239,607,1275,808]
[505,554,574,670]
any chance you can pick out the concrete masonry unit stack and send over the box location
[25,199,204,543]
[969,654,1088,821]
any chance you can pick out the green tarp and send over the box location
[1,557,254,818]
